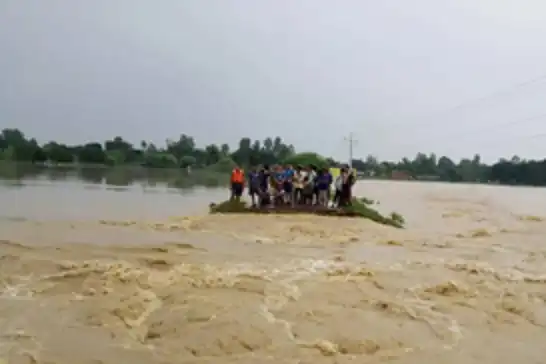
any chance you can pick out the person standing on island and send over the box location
[333,167,345,207]
[316,168,332,206]
[339,166,356,206]
[293,165,304,205]
[347,167,356,202]
[257,165,271,207]
[283,164,295,206]
[271,165,285,206]
[326,167,334,205]
[230,165,245,202]
[309,165,318,205]
[247,166,260,207]
[301,166,314,205]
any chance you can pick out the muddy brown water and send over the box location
[1,177,546,363]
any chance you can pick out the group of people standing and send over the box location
[229,164,356,208]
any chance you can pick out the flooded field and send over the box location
[1,174,546,363]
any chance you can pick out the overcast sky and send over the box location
[2,0,546,162]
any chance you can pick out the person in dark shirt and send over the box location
[301,175,314,205]
[247,167,260,207]
[326,168,333,205]
[346,168,356,203]
[339,167,356,206]
[309,164,319,205]
[257,165,271,207]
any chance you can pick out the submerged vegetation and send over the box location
[347,197,405,228]
[209,197,405,229]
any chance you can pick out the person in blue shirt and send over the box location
[282,164,295,205]
[316,168,332,206]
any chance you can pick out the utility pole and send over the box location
[344,132,357,168]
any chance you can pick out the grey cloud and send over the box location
[2,0,546,163]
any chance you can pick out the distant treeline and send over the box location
[1,128,546,186]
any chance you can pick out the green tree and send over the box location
[231,137,252,166]
[166,134,195,159]
[220,143,230,156]
[43,142,74,163]
[104,136,136,164]
[204,144,221,165]
[179,155,197,168]
[209,156,237,173]
[283,152,328,169]
[142,152,178,168]
[77,143,107,164]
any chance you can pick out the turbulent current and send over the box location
[1,181,546,363]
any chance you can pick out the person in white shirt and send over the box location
[292,165,304,205]
[301,166,314,205]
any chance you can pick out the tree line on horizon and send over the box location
[1,128,546,186]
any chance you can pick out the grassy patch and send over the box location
[208,199,248,213]
[209,197,405,229]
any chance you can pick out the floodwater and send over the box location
[1,170,546,363]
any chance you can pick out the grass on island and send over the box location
[209,196,405,229]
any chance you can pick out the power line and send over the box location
[432,74,546,117]
[379,71,546,132]
[353,73,546,161]
[401,130,546,160]
[394,111,546,153]
[353,114,546,161]
[443,130,546,156]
